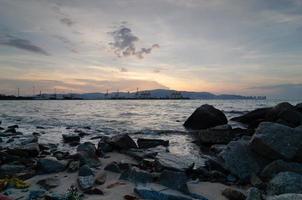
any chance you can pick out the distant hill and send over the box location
[41,89,264,100]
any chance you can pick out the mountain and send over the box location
[47,89,264,100]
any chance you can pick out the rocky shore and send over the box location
[0,102,302,200]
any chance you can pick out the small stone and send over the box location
[104,162,121,173]
[37,177,60,190]
[222,188,246,200]
[95,171,107,185]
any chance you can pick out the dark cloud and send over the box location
[60,17,75,27]
[109,25,160,59]
[0,34,49,55]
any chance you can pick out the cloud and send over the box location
[109,25,160,59]
[247,83,302,99]
[0,34,49,55]
[60,17,75,27]
[120,67,128,72]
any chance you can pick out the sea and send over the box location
[0,99,301,157]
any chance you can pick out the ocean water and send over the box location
[0,99,301,156]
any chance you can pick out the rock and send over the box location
[109,134,137,150]
[124,146,167,160]
[197,128,236,145]
[219,140,268,182]
[134,183,207,200]
[0,164,26,178]
[261,160,302,180]
[104,161,122,173]
[184,104,227,130]
[67,160,80,172]
[74,129,89,137]
[137,138,169,149]
[249,122,302,160]
[221,188,246,200]
[37,177,60,190]
[267,193,302,200]
[155,152,206,172]
[84,187,104,195]
[159,170,189,194]
[246,187,262,200]
[95,171,107,185]
[210,144,227,154]
[28,189,47,200]
[77,142,101,167]
[124,195,139,200]
[295,103,302,113]
[62,134,80,143]
[78,165,95,190]
[277,110,302,127]
[37,157,66,174]
[4,128,17,134]
[0,194,13,200]
[231,107,271,127]
[7,142,40,157]
[97,136,114,154]
[120,167,153,184]
[267,172,302,195]
[266,102,295,121]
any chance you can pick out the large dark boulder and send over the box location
[37,157,66,174]
[159,170,189,194]
[62,134,80,144]
[276,109,302,127]
[119,167,153,184]
[0,164,26,178]
[184,104,227,130]
[137,138,169,149]
[249,122,302,160]
[219,140,268,182]
[134,183,207,200]
[267,172,302,195]
[261,160,302,180]
[78,165,94,190]
[77,142,101,167]
[108,134,137,150]
[197,126,236,145]
[231,107,271,128]
[6,143,40,157]
[266,102,294,121]
[295,103,302,113]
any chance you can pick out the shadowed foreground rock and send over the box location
[267,172,302,195]
[184,104,227,130]
[134,183,208,200]
[249,122,302,160]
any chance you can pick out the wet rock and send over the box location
[219,140,268,182]
[120,167,153,184]
[267,172,302,195]
[277,110,302,127]
[0,164,26,178]
[109,134,137,150]
[210,144,227,154]
[155,152,205,172]
[75,129,89,137]
[184,104,227,130]
[124,146,167,160]
[37,177,60,190]
[62,134,80,143]
[84,187,104,195]
[221,188,246,200]
[249,122,302,160]
[7,142,40,157]
[231,107,271,128]
[266,102,295,121]
[77,142,101,167]
[28,189,47,200]
[53,151,69,160]
[0,194,13,200]
[78,165,95,190]
[97,136,114,154]
[104,161,122,173]
[261,160,302,180]
[134,183,207,200]
[295,103,302,113]
[159,170,189,194]
[67,160,80,172]
[137,138,169,149]
[95,171,107,185]
[37,157,66,174]
[197,128,236,145]
[246,187,262,200]
[267,193,302,200]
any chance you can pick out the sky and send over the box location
[0,0,302,98]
